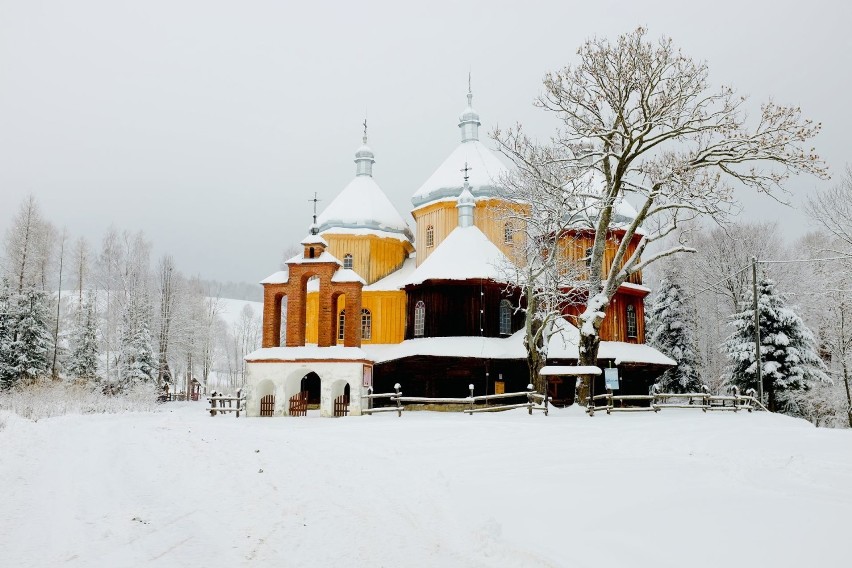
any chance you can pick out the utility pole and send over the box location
[752,256,763,405]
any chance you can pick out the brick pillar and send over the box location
[317,275,334,347]
[286,282,306,347]
[343,285,362,348]
[262,286,283,348]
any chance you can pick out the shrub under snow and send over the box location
[0,379,160,421]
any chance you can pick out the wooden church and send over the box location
[244,89,674,417]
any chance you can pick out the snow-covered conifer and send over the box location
[67,298,99,381]
[722,276,829,413]
[0,279,16,388]
[7,285,52,386]
[648,275,702,392]
[118,296,156,385]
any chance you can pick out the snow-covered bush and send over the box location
[0,378,160,421]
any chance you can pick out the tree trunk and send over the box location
[577,330,601,405]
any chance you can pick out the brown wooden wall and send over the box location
[557,231,643,285]
[563,289,646,343]
[404,281,524,339]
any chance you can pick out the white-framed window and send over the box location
[626,304,637,338]
[343,253,353,270]
[361,308,372,340]
[426,225,434,248]
[499,299,512,335]
[414,300,425,337]
[338,310,345,341]
[504,222,513,245]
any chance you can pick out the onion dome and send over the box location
[411,88,507,209]
[316,131,414,243]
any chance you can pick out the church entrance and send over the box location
[300,372,321,409]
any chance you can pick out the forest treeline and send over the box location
[0,195,261,395]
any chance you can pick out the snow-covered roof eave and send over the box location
[260,271,289,285]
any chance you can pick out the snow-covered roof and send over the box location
[331,268,366,285]
[540,365,602,376]
[364,257,417,291]
[300,234,328,246]
[246,345,372,362]
[261,270,289,285]
[317,175,413,242]
[284,251,342,266]
[411,139,508,209]
[405,225,509,286]
[361,318,675,367]
[319,226,413,243]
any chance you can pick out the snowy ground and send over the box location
[1,405,850,568]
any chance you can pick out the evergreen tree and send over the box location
[67,298,99,381]
[0,279,16,388]
[7,285,52,386]
[722,276,829,413]
[118,296,156,385]
[648,276,702,392]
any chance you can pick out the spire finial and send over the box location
[467,71,473,105]
[362,117,368,144]
[461,161,471,183]
[309,192,322,232]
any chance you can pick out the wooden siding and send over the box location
[563,290,646,343]
[305,289,407,344]
[557,231,644,285]
[412,201,457,267]
[413,199,529,266]
[322,233,413,285]
[404,281,524,339]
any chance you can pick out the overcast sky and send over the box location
[1,0,849,284]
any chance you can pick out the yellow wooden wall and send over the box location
[323,233,413,285]
[303,289,407,345]
[413,199,528,266]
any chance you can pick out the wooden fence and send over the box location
[208,389,246,417]
[361,383,549,417]
[588,385,768,416]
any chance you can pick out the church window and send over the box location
[309,247,315,259]
[504,222,513,245]
[584,247,593,268]
[361,308,372,340]
[426,225,434,248]
[626,304,637,338]
[499,299,512,335]
[338,310,345,341]
[414,301,425,337]
[344,254,353,270]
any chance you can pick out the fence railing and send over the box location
[209,389,246,417]
[587,385,768,416]
[362,383,549,417]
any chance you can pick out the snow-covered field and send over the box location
[1,405,849,567]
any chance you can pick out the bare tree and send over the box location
[805,166,852,255]
[156,255,178,387]
[494,28,826,403]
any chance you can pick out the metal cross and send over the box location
[363,118,368,139]
[460,162,472,182]
[309,192,322,228]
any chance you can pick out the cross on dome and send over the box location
[460,162,472,182]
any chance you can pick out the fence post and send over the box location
[236,388,242,418]
[701,384,710,410]
[394,383,402,417]
[367,386,373,412]
[469,384,475,414]
[745,388,756,412]
[731,385,740,412]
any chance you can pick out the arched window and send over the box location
[504,222,513,245]
[338,310,345,341]
[499,299,512,335]
[626,304,637,338]
[414,300,425,337]
[426,225,435,248]
[584,246,593,268]
[343,254,353,270]
[361,308,372,340]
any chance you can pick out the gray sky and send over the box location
[1,0,850,284]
